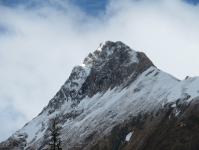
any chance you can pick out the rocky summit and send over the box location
[1,41,199,150]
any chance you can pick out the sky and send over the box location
[0,0,199,143]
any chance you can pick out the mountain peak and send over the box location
[39,41,156,115]
[6,41,199,150]
[83,41,139,67]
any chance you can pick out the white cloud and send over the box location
[0,0,199,142]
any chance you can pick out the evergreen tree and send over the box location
[48,118,62,150]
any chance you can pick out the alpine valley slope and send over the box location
[1,41,199,150]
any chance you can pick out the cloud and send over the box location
[0,0,199,142]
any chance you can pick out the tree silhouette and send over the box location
[48,118,62,150]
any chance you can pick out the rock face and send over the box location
[1,41,199,150]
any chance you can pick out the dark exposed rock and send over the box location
[145,69,154,76]
[85,131,97,143]
[0,133,27,150]
[154,72,159,76]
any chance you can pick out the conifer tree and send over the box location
[48,118,62,150]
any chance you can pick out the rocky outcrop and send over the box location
[1,41,199,150]
[0,133,27,150]
[80,41,155,98]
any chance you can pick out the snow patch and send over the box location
[79,64,91,76]
[22,121,41,143]
[97,42,105,51]
[129,49,139,64]
[175,110,180,116]
[171,104,176,108]
[167,76,199,103]
[126,132,133,141]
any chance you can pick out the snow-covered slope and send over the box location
[1,41,199,150]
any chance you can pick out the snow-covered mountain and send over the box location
[1,41,199,150]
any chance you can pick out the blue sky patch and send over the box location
[1,0,199,16]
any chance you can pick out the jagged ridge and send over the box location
[40,41,155,115]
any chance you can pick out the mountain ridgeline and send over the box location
[1,41,199,150]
